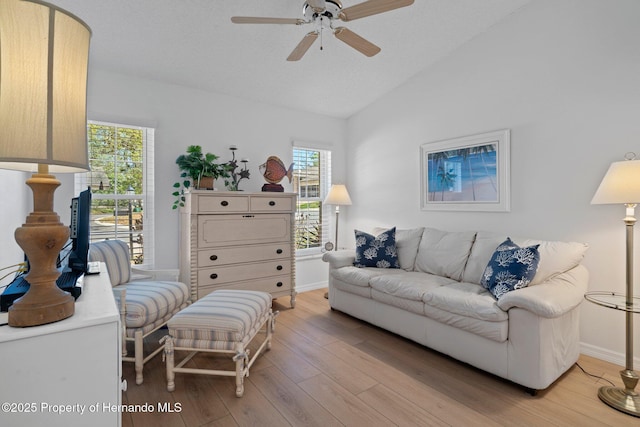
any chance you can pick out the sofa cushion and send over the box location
[462,231,588,286]
[371,289,426,315]
[369,271,456,302]
[462,232,508,284]
[414,228,477,281]
[481,239,540,299]
[354,227,400,268]
[423,303,509,342]
[114,280,190,329]
[333,279,373,299]
[519,238,588,286]
[372,227,424,270]
[423,281,508,322]
[332,266,398,287]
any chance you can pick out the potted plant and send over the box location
[172,145,230,209]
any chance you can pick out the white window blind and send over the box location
[292,144,332,255]
[75,121,155,266]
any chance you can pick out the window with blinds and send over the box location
[75,121,155,266]
[292,145,331,254]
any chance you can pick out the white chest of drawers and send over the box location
[0,266,122,427]
[179,191,297,307]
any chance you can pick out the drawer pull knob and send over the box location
[276,249,283,254]
[269,201,276,206]
[210,255,218,261]
[276,265,283,271]
[210,273,218,279]
[221,200,229,207]
[276,282,283,287]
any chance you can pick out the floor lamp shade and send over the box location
[0,0,91,327]
[591,159,640,205]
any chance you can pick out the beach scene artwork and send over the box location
[426,143,498,203]
[421,129,510,212]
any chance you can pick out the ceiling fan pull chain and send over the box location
[320,17,324,50]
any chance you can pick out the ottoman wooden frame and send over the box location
[162,289,277,397]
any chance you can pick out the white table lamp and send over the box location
[591,154,640,416]
[0,0,91,327]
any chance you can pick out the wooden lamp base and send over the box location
[8,169,74,327]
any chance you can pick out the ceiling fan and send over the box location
[231,0,415,61]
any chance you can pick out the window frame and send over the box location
[292,144,332,256]
[75,120,155,267]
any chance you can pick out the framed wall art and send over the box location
[420,129,510,212]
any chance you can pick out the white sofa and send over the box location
[322,227,589,392]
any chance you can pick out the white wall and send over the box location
[0,171,30,288]
[344,0,640,365]
[0,68,345,291]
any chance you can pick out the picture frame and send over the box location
[420,129,510,212]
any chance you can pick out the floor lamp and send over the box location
[0,0,91,327]
[591,154,640,416]
[324,184,352,251]
[323,184,352,299]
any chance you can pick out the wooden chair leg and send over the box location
[134,330,144,385]
[162,336,175,392]
[233,350,248,397]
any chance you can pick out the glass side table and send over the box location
[584,291,640,313]
[584,291,640,417]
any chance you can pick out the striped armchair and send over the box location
[89,239,190,385]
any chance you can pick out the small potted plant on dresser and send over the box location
[172,145,231,209]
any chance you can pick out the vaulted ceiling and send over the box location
[48,0,532,118]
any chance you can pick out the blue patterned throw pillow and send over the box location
[354,227,400,268]
[481,238,540,299]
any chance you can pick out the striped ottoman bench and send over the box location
[162,289,277,397]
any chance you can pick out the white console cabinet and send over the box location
[0,266,122,427]
[180,191,297,307]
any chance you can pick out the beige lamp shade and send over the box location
[592,159,640,205]
[0,0,91,173]
[324,184,352,205]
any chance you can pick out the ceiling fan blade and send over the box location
[334,27,381,57]
[339,0,414,22]
[287,32,319,61]
[231,16,305,25]
[306,0,327,13]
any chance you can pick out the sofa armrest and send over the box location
[497,264,588,318]
[322,250,356,269]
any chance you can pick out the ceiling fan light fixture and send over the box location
[303,0,342,20]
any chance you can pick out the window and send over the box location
[75,121,155,266]
[292,145,331,254]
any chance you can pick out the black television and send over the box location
[67,187,91,273]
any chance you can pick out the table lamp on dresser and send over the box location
[0,0,91,327]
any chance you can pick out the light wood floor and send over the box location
[121,289,635,427]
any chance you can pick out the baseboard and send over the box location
[295,281,327,294]
[580,342,640,367]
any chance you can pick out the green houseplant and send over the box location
[172,145,230,209]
